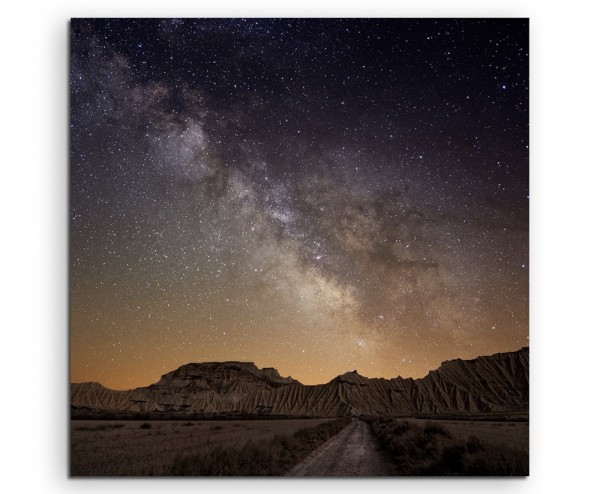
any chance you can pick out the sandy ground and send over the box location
[287,418,393,476]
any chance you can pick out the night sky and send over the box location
[70,18,528,390]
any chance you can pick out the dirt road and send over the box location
[287,418,394,476]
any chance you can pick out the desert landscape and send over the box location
[71,348,528,476]
[70,18,529,477]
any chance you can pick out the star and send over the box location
[70,18,529,389]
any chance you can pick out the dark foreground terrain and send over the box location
[364,416,528,476]
[71,418,347,476]
[71,415,527,476]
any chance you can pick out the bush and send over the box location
[424,422,451,437]
[139,422,152,429]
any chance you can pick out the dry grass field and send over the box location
[364,416,528,476]
[71,418,333,476]
[402,418,528,452]
[71,416,528,476]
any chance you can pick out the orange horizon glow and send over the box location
[70,19,529,393]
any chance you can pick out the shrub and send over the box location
[424,422,450,437]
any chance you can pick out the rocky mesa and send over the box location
[72,347,528,417]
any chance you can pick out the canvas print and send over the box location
[70,18,529,476]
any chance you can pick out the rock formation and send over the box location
[71,347,528,417]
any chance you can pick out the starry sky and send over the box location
[70,18,528,390]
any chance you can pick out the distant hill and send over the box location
[71,348,528,417]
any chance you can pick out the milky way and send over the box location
[70,19,528,389]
